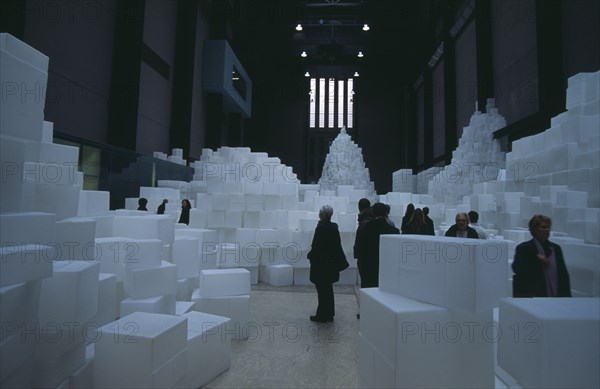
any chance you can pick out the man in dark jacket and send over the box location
[445,212,479,239]
[354,202,400,288]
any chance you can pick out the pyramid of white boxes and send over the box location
[0,33,233,389]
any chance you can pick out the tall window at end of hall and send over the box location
[309,78,354,129]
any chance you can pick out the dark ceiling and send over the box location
[228,0,464,83]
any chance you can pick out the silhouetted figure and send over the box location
[404,208,429,235]
[384,203,396,227]
[137,198,148,211]
[512,215,571,297]
[422,207,435,236]
[445,212,479,239]
[307,205,346,323]
[157,199,168,215]
[354,202,400,288]
[178,199,191,225]
[468,210,488,239]
[400,203,415,234]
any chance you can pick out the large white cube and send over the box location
[94,312,188,388]
[498,298,600,389]
[38,261,100,325]
[120,294,176,316]
[0,244,54,286]
[53,217,96,261]
[124,260,177,299]
[379,235,509,312]
[172,236,200,278]
[261,264,293,286]
[360,288,495,388]
[198,269,250,297]
[174,311,231,388]
[192,293,250,340]
[0,212,55,246]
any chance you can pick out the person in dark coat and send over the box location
[445,212,479,239]
[353,198,374,280]
[307,205,344,323]
[400,203,415,234]
[354,202,400,288]
[422,207,435,236]
[512,214,571,297]
[137,197,148,211]
[403,208,429,235]
[157,199,168,215]
[178,199,191,225]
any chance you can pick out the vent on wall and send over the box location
[202,40,252,118]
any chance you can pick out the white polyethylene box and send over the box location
[94,312,188,388]
[379,235,509,312]
[38,261,100,325]
[198,269,250,297]
[498,297,600,389]
[174,311,232,389]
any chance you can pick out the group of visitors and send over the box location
[137,197,191,225]
[307,199,572,323]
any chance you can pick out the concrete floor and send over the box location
[203,284,361,388]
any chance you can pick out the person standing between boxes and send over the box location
[137,197,148,211]
[400,203,415,234]
[178,199,191,225]
[445,212,479,239]
[468,210,488,239]
[307,205,348,323]
[157,199,168,214]
[512,214,572,297]
[354,198,374,285]
[422,207,435,235]
[354,202,400,289]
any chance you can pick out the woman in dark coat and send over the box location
[307,205,344,323]
[178,199,191,225]
[512,214,571,297]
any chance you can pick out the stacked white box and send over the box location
[360,289,494,388]
[120,294,176,316]
[91,273,118,327]
[94,312,188,388]
[0,212,56,246]
[38,261,100,326]
[174,311,231,388]
[0,245,54,286]
[198,269,250,297]
[193,268,250,340]
[52,217,97,261]
[498,298,600,388]
[124,260,177,299]
[379,235,509,313]
[261,264,293,286]
[112,215,175,246]
[172,236,200,278]
[78,190,110,217]
[192,292,250,341]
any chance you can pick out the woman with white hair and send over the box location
[307,205,347,323]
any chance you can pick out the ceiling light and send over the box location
[362,24,370,31]
[296,24,303,31]
[301,51,307,57]
[305,71,310,77]
[357,51,364,58]
[354,71,360,77]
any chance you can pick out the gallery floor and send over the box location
[204,284,360,388]
[203,284,511,389]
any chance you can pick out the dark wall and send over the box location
[136,0,177,155]
[23,0,117,144]
[562,0,600,79]
[353,79,403,193]
[454,18,478,135]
